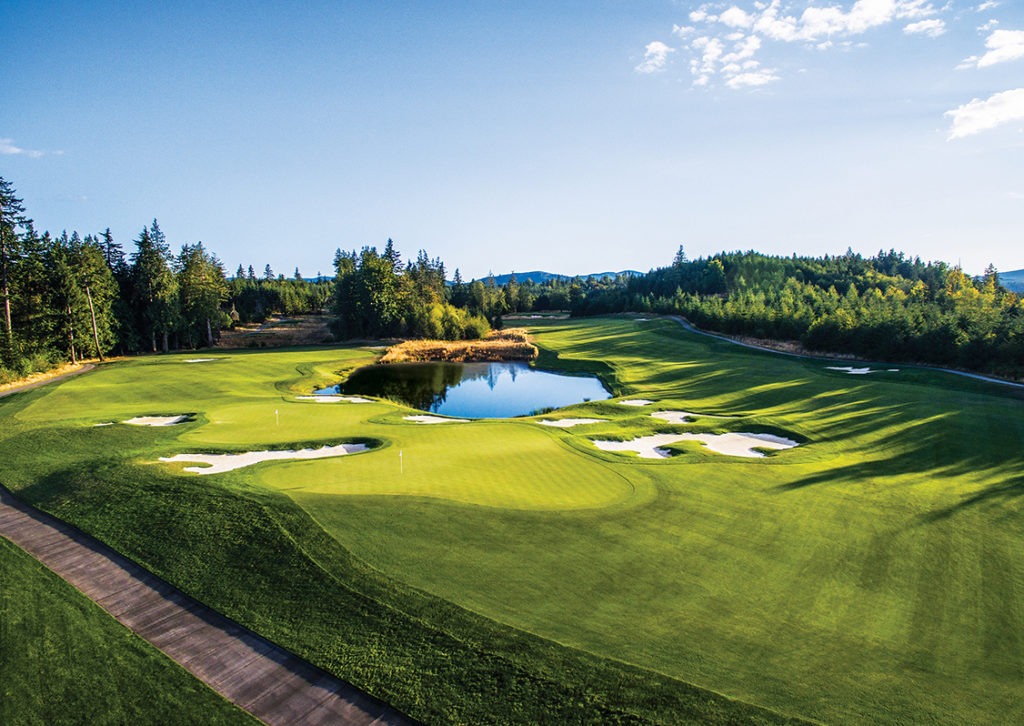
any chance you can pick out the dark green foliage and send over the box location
[332,242,488,340]
[542,250,1022,376]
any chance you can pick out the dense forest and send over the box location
[0,177,332,381]
[2,173,1022,382]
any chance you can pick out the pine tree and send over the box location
[178,242,226,347]
[131,224,178,352]
[0,177,29,361]
[264,264,274,280]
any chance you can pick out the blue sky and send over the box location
[2,1,1021,279]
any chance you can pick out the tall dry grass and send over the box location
[380,328,538,363]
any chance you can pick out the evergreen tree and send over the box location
[131,224,178,352]
[0,177,29,361]
[178,242,226,347]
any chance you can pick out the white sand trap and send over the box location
[160,443,368,475]
[677,432,798,458]
[592,434,688,459]
[651,410,733,424]
[93,422,114,427]
[295,395,373,403]
[618,399,653,406]
[634,318,651,322]
[826,366,899,375]
[536,418,607,428]
[123,415,189,426]
[182,358,218,363]
[403,415,469,424]
[592,432,798,459]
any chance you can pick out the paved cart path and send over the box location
[0,486,416,726]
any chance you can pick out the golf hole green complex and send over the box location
[3,315,1023,726]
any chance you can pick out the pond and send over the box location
[317,361,611,418]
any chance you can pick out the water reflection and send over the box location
[319,361,610,418]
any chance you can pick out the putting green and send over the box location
[3,318,1023,724]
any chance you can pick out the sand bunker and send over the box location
[634,318,651,322]
[160,443,368,475]
[618,399,653,406]
[592,432,798,459]
[826,366,899,375]
[536,418,607,428]
[182,358,218,363]
[295,395,373,403]
[651,410,734,424]
[123,415,189,426]
[403,415,469,424]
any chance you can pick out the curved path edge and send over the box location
[0,363,96,398]
[0,485,417,726]
[665,315,1024,391]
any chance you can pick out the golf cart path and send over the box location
[666,316,1024,391]
[0,363,96,398]
[0,486,415,726]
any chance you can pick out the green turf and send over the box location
[0,537,256,726]
[2,319,1022,724]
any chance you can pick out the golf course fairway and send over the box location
[2,316,1022,724]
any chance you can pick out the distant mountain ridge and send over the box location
[470,270,644,286]
[998,268,1024,293]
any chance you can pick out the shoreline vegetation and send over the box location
[380,328,537,364]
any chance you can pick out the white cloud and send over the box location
[722,35,762,64]
[904,19,945,37]
[977,29,1024,68]
[635,41,675,73]
[720,6,754,29]
[979,20,999,32]
[664,1,947,89]
[692,36,725,76]
[976,1,999,11]
[945,88,1024,139]
[0,138,45,158]
[725,69,781,88]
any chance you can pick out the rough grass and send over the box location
[0,538,255,726]
[380,327,537,363]
[3,317,1024,724]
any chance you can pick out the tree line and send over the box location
[559,247,1024,377]
[3,172,1021,382]
[0,177,326,381]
